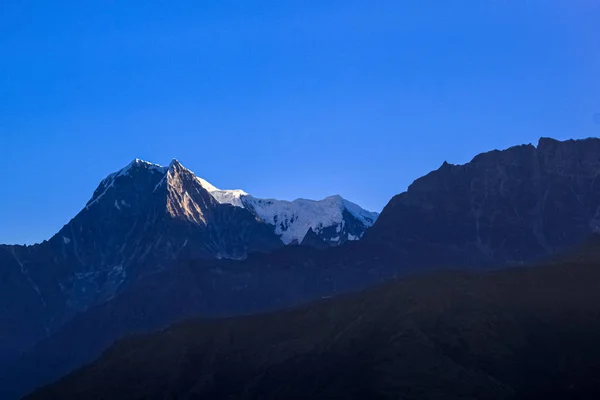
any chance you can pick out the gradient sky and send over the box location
[1,0,599,245]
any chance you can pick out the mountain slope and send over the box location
[26,250,600,399]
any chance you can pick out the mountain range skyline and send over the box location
[2,157,379,246]
[4,135,598,246]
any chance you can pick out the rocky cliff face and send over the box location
[369,137,600,266]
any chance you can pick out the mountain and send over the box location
[0,158,376,368]
[1,159,269,359]
[368,136,600,267]
[6,137,600,398]
[25,244,600,399]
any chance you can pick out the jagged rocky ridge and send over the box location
[5,137,600,399]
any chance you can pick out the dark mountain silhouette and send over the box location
[25,237,600,400]
[368,137,600,266]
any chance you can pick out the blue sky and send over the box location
[1,0,599,245]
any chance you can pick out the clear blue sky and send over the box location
[1,0,599,245]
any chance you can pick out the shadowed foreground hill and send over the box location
[27,252,600,400]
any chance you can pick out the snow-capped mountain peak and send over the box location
[195,177,379,245]
[87,159,378,246]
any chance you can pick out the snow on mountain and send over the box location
[195,177,379,245]
[195,177,221,193]
[243,195,379,245]
[208,188,248,208]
